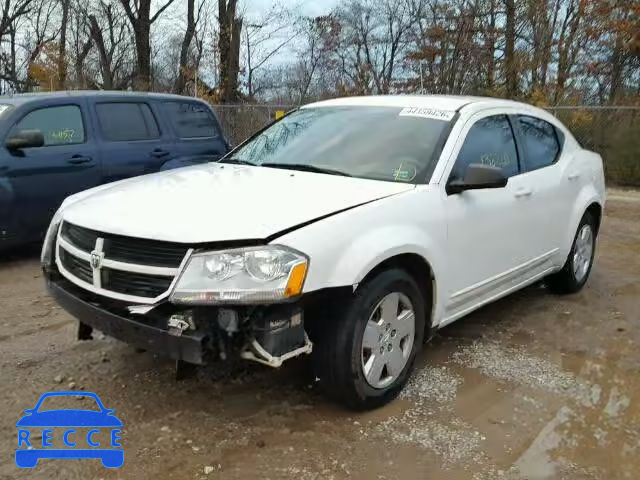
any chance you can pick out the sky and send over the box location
[247,0,338,17]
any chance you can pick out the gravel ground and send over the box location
[1,190,639,479]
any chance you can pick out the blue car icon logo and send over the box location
[15,391,123,468]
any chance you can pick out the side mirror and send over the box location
[6,129,45,150]
[446,164,508,195]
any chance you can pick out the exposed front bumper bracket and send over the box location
[47,279,207,365]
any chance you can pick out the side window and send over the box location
[10,105,85,146]
[163,101,219,138]
[96,103,160,142]
[516,115,560,171]
[452,115,519,179]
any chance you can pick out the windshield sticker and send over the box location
[399,107,455,121]
[393,162,417,182]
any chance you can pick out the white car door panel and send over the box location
[441,112,550,322]
[512,114,577,267]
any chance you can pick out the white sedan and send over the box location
[42,95,605,409]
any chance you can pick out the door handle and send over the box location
[67,155,92,165]
[568,172,581,181]
[514,187,533,198]
[151,149,170,158]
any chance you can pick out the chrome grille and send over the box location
[56,221,191,304]
[61,222,188,268]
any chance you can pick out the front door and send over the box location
[2,103,99,243]
[442,113,537,321]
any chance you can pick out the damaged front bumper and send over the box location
[46,274,314,368]
[47,278,208,364]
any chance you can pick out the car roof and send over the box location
[303,94,536,113]
[0,90,206,107]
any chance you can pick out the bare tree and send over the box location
[57,0,70,88]
[68,0,93,88]
[243,5,298,99]
[118,0,176,90]
[173,0,206,94]
[504,0,518,97]
[87,1,135,90]
[218,0,242,102]
[0,0,35,91]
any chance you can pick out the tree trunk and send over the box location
[119,0,175,91]
[218,0,242,103]
[174,0,196,94]
[89,14,114,89]
[504,0,518,98]
[485,0,497,92]
[58,0,69,89]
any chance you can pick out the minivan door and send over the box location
[1,102,100,243]
[92,101,176,183]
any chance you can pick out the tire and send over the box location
[546,211,597,294]
[313,268,426,410]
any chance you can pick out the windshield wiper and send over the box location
[218,157,258,166]
[260,163,352,177]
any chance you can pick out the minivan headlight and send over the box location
[170,246,308,305]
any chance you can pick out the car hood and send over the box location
[62,164,414,244]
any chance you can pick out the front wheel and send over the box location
[313,269,426,410]
[546,211,597,294]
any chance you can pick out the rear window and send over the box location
[516,115,560,171]
[96,102,160,142]
[163,101,219,138]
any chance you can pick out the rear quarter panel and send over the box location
[562,149,605,257]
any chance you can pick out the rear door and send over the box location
[92,100,176,183]
[161,100,228,167]
[1,101,100,243]
[511,114,569,262]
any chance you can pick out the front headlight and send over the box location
[41,208,63,267]
[170,246,309,305]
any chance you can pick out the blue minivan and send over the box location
[0,91,230,250]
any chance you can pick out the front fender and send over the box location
[326,224,444,290]
[274,187,448,321]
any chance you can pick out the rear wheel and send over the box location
[313,269,426,410]
[546,212,596,294]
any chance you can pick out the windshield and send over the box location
[225,106,453,183]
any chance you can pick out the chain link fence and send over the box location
[210,103,640,187]
[546,106,640,187]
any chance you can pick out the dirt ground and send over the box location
[1,190,639,480]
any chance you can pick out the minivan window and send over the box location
[517,115,560,171]
[163,101,218,138]
[451,115,519,179]
[10,105,85,146]
[96,102,160,142]
[225,106,451,183]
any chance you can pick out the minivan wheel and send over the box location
[546,212,596,294]
[313,269,426,410]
